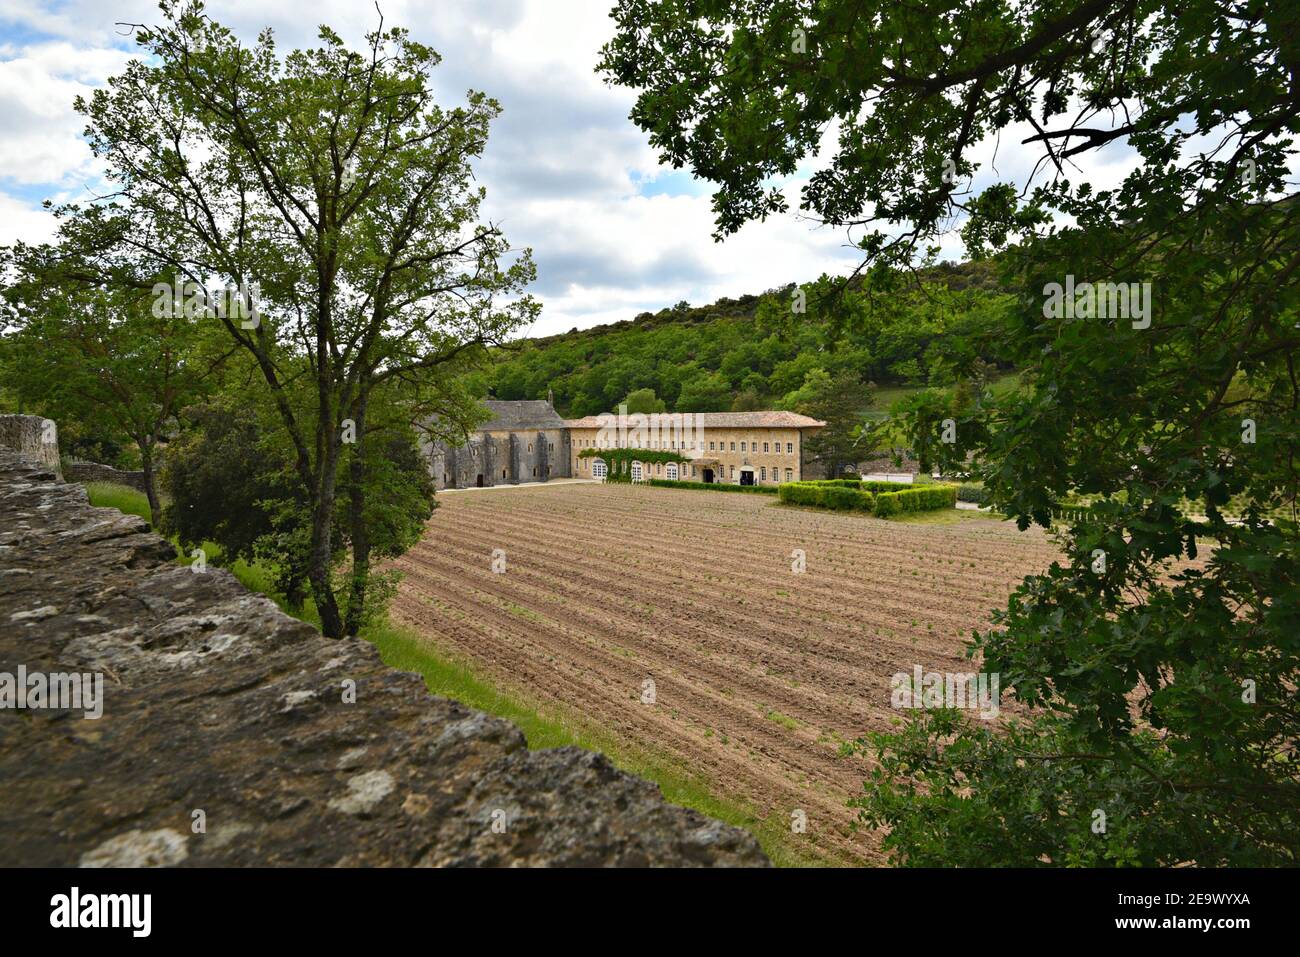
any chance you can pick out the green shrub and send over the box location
[877,484,959,514]
[859,480,918,493]
[780,480,959,515]
[779,482,875,511]
[957,483,989,505]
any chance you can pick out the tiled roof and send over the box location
[562,411,826,429]
[477,400,567,432]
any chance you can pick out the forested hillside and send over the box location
[482,260,1016,418]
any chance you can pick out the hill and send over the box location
[481,260,1016,419]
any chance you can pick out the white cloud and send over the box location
[0,2,1168,338]
[0,42,129,185]
[0,190,57,245]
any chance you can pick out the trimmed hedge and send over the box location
[797,478,922,493]
[779,480,956,516]
[957,483,989,505]
[779,482,874,511]
[874,484,958,515]
[645,479,778,494]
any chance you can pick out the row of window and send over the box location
[575,438,796,454]
[577,458,794,484]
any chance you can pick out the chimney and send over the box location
[547,387,554,407]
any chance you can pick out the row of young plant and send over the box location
[778,479,958,515]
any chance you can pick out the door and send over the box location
[740,469,754,486]
[666,463,678,481]
[702,468,714,483]
[591,458,607,480]
[476,474,484,487]
[631,461,643,482]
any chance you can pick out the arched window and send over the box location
[666,462,678,481]
[591,458,607,480]
[631,461,643,482]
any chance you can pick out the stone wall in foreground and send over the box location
[62,459,149,493]
[0,431,767,866]
[0,414,61,477]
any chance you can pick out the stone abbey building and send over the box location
[427,400,571,489]
[427,400,825,490]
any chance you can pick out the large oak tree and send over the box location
[35,1,536,636]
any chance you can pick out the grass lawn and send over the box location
[83,481,153,524]
[886,507,1006,525]
[82,479,819,867]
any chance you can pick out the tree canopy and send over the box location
[11,1,537,636]
[602,0,1300,863]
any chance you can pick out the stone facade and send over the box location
[0,420,768,867]
[566,411,825,486]
[430,403,825,489]
[427,401,572,490]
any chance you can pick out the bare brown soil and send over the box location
[391,483,1059,865]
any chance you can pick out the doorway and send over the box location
[476,474,484,487]
[739,469,755,486]
[702,468,714,483]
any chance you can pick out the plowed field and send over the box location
[391,483,1059,864]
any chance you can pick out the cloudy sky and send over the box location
[0,1,1189,338]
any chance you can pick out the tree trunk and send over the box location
[343,394,370,637]
[309,427,346,639]
[139,440,163,530]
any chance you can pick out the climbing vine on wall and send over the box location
[578,446,690,482]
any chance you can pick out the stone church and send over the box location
[427,399,571,490]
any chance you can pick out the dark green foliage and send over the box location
[956,483,989,505]
[487,275,1013,417]
[581,446,689,482]
[162,400,435,614]
[160,401,312,604]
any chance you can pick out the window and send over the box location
[740,442,747,452]
[730,441,736,451]
[710,441,716,451]
[787,442,793,454]
[729,465,735,478]
[592,458,607,479]
[785,468,793,482]
[763,442,769,453]
[761,467,766,481]
[666,463,678,481]
[631,461,643,482]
